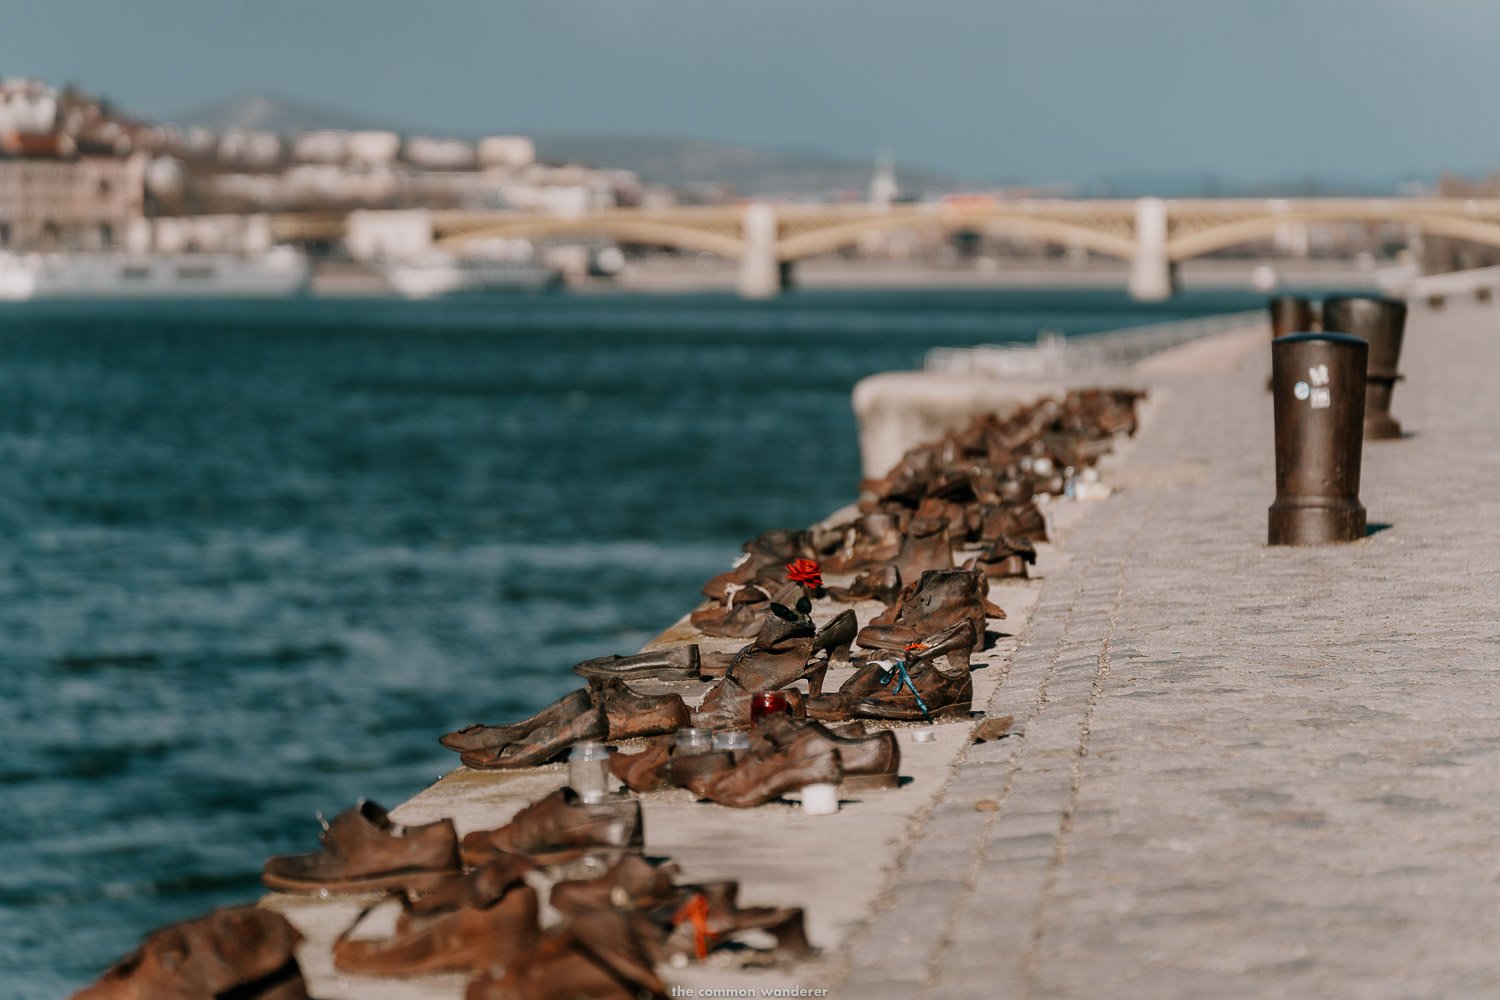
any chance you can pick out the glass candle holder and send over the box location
[750,691,791,723]
[712,731,751,753]
[674,727,713,755]
[568,741,611,803]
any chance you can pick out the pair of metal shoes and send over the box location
[440,675,691,769]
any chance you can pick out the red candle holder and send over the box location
[750,691,791,724]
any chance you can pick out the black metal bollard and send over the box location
[1269,332,1369,545]
[1321,295,1407,440]
[1268,295,1316,338]
[1266,296,1317,390]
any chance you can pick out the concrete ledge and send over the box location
[853,323,1266,478]
[852,374,1069,478]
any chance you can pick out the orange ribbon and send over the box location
[672,893,716,960]
[904,642,928,654]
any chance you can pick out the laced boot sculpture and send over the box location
[851,651,974,722]
[890,515,955,581]
[809,620,976,721]
[858,568,1002,653]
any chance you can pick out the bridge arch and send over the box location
[776,213,1139,262]
[1167,209,1500,261]
[434,217,744,259]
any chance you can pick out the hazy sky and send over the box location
[2,0,1496,183]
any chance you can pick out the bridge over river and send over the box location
[275,197,1500,299]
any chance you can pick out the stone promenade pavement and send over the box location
[839,298,1500,1000]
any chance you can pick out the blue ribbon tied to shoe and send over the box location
[876,643,932,722]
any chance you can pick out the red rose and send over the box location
[785,558,823,590]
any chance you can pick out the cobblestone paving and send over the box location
[841,300,1500,999]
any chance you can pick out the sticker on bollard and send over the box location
[1269,332,1369,545]
[1321,295,1407,441]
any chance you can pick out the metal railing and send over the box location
[924,310,1263,377]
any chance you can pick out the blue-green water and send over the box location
[0,289,1264,996]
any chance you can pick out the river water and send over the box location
[0,288,1266,996]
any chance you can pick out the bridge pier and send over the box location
[737,203,782,299]
[1128,196,1177,301]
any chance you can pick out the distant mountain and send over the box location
[164,94,397,136]
[162,94,1416,199]
[528,134,976,197]
[159,93,980,197]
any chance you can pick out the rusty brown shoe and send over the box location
[406,854,537,916]
[857,568,1002,653]
[979,500,1048,544]
[572,645,701,682]
[701,528,814,602]
[752,717,901,791]
[72,905,308,1000]
[550,855,684,915]
[891,515,955,580]
[461,704,608,770]
[466,908,665,1000]
[689,584,771,638]
[609,737,674,793]
[724,606,855,698]
[968,534,1036,579]
[333,869,540,978]
[440,688,593,755]
[461,788,644,866]
[262,801,459,896]
[821,513,903,574]
[852,658,973,722]
[691,740,842,808]
[826,564,902,605]
[591,678,691,742]
[692,676,807,731]
[657,886,814,965]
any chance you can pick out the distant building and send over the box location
[217,129,282,169]
[291,130,350,164]
[404,137,476,170]
[0,78,653,259]
[346,131,400,166]
[0,131,146,250]
[477,136,535,169]
[0,78,58,134]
